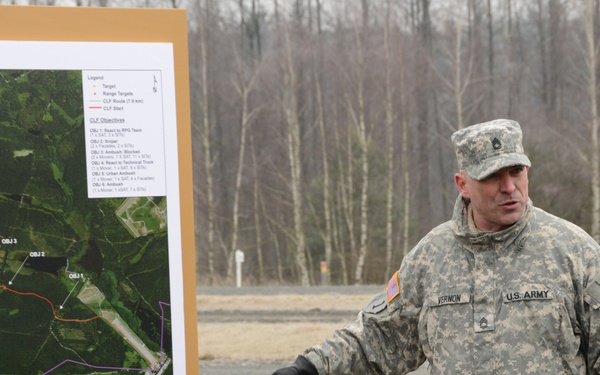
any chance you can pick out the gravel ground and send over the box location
[199,359,292,375]
[198,285,429,375]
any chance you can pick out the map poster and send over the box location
[0,41,189,374]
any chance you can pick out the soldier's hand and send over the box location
[272,355,318,375]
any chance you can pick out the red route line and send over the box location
[0,284,103,323]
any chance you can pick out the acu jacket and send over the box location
[305,197,600,374]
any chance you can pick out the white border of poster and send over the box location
[0,41,185,374]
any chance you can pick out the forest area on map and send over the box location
[0,70,172,374]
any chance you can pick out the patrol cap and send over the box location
[451,119,531,180]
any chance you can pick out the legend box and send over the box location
[83,70,166,198]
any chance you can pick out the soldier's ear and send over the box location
[455,172,470,199]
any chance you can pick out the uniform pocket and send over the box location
[498,283,568,372]
[421,289,472,337]
[418,288,472,372]
[501,283,559,342]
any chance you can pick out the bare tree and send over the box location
[194,0,217,285]
[383,0,395,278]
[226,52,259,280]
[502,0,524,120]
[334,104,351,285]
[186,0,600,286]
[314,0,333,285]
[412,0,437,237]
[432,1,475,130]
[250,134,265,283]
[353,0,371,285]
[281,21,310,286]
[486,0,494,115]
[535,0,549,114]
[584,0,600,241]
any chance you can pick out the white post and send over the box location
[235,249,244,288]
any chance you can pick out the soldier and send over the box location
[273,119,600,374]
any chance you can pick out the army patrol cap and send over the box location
[452,119,531,180]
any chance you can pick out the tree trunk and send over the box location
[585,0,600,241]
[282,25,310,286]
[313,0,332,285]
[487,0,494,115]
[333,110,350,285]
[401,115,411,260]
[227,63,258,280]
[353,1,370,284]
[536,0,549,111]
[505,0,523,120]
[454,2,465,130]
[197,0,217,285]
[250,134,264,283]
[383,0,395,279]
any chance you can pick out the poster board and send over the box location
[0,5,197,374]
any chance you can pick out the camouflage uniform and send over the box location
[305,196,600,374]
[303,120,600,374]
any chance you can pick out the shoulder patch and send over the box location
[386,271,400,303]
[364,293,387,315]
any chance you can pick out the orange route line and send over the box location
[0,284,103,323]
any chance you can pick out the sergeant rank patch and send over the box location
[386,271,400,303]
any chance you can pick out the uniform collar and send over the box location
[451,195,533,249]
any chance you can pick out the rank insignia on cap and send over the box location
[386,271,400,303]
[492,137,502,150]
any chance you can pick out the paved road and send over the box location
[197,285,384,296]
[199,308,358,323]
[199,359,292,375]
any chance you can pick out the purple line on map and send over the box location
[42,359,146,374]
[43,301,171,374]
[159,301,171,363]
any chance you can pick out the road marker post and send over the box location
[235,249,245,288]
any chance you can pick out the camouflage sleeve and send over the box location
[584,271,600,371]
[304,264,425,375]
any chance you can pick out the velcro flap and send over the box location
[585,272,600,309]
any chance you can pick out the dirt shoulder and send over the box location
[198,286,380,360]
[197,286,428,374]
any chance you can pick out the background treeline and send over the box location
[8,0,600,286]
[190,0,600,287]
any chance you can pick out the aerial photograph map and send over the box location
[0,70,172,374]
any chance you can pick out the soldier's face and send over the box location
[455,165,529,232]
